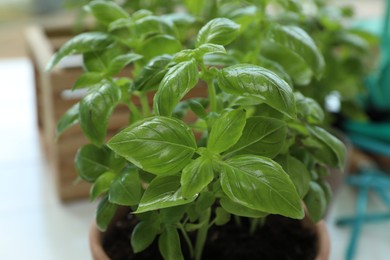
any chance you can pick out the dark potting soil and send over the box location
[103,213,318,260]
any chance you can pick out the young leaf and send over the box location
[131,219,160,253]
[137,35,181,62]
[90,171,116,201]
[108,117,197,175]
[215,207,231,226]
[196,18,240,47]
[266,25,325,78]
[106,53,143,76]
[220,155,304,219]
[135,16,177,38]
[154,59,199,116]
[276,156,311,198]
[304,181,327,223]
[134,55,172,91]
[188,99,207,119]
[108,167,141,206]
[135,175,197,213]
[89,0,129,26]
[220,196,267,218]
[225,116,287,158]
[158,226,184,260]
[83,48,119,72]
[56,103,79,137]
[79,82,121,146]
[295,92,324,124]
[195,43,226,59]
[75,144,125,182]
[73,72,103,90]
[96,196,118,231]
[218,64,296,118]
[207,109,246,153]
[307,126,346,169]
[195,191,215,214]
[181,157,214,198]
[46,32,113,70]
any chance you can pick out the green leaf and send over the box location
[106,53,142,75]
[304,181,327,223]
[83,48,119,72]
[160,205,190,224]
[137,35,181,62]
[73,72,103,90]
[108,116,197,175]
[266,25,325,78]
[75,144,125,182]
[218,64,296,118]
[46,32,113,70]
[308,126,346,169]
[56,103,79,137]
[136,176,197,213]
[195,191,215,214]
[220,155,304,219]
[158,226,184,260]
[188,99,207,119]
[207,109,246,153]
[135,16,177,38]
[181,157,214,198]
[154,59,199,116]
[220,196,267,218]
[134,55,172,91]
[108,167,141,206]
[131,219,160,253]
[196,18,240,47]
[225,116,287,158]
[96,196,118,231]
[215,207,231,226]
[89,0,129,26]
[276,156,311,198]
[195,43,226,59]
[295,92,324,124]
[90,171,116,201]
[79,82,121,146]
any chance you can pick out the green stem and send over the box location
[234,215,242,227]
[249,218,259,235]
[207,79,217,113]
[127,101,142,123]
[194,208,211,260]
[179,224,194,259]
[139,93,151,117]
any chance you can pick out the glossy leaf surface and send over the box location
[159,226,184,260]
[96,196,118,231]
[108,117,197,175]
[225,116,287,158]
[131,219,160,253]
[154,59,199,116]
[220,155,303,218]
[304,181,326,223]
[136,176,197,213]
[207,109,246,153]
[106,53,142,75]
[90,171,116,201]
[89,0,129,26]
[218,64,296,118]
[109,167,141,206]
[134,55,172,91]
[220,196,267,218]
[56,103,79,137]
[181,157,214,198]
[196,18,240,47]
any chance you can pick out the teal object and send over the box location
[336,2,390,259]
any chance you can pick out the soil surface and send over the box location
[103,212,318,260]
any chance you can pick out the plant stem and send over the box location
[194,208,211,260]
[207,79,217,113]
[249,218,259,235]
[139,93,151,117]
[234,215,242,227]
[127,101,142,123]
[179,224,195,259]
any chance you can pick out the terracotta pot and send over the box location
[89,217,330,260]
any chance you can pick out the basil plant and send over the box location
[49,1,346,259]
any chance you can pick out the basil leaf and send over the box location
[56,103,79,137]
[220,155,303,219]
[75,144,125,182]
[108,116,197,175]
[131,219,160,253]
[134,55,172,91]
[108,167,141,206]
[304,181,327,223]
[73,72,103,90]
[225,116,287,158]
[46,32,113,70]
[295,92,324,124]
[106,53,142,76]
[207,109,246,153]
[196,18,240,47]
[90,171,116,201]
[89,0,129,26]
[136,175,197,213]
[158,226,184,260]
[79,82,121,146]
[218,64,296,118]
[308,126,346,169]
[181,157,214,198]
[154,59,199,116]
[220,196,267,218]
[137,35,181,62]
[96,196,118,231]
[215,207,231,226]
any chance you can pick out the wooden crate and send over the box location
[25,24,131,201]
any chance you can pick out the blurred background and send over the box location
[0,0,388,259]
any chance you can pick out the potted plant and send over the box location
[48,0,346,259]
